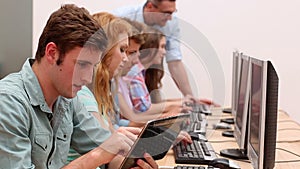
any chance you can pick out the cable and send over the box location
[277,120,300,126]
[277,128,300,132]
[276,147,300,158]
[275,147,300,163]
[277,139,300,143]
[275,159,300,163]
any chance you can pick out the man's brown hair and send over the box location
[122,18,146,45]
[35,4,107,65]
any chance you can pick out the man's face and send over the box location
[51,47,101,98]
[149,1,177,26]
[122,39,141,76]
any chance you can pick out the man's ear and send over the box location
[45,42,59,65]
[145,1,155,10]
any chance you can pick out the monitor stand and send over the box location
[220,148,248,159]
[222,108,232,114]
[222,130,234,137]
[220,118,235,124]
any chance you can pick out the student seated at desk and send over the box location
[117,21,193,126]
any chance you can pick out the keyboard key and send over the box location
[173,141,217,164]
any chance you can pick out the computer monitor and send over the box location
[248,58,278,169]
[220,54,251,159]
[223,51,241,115]
[231,51,242,116]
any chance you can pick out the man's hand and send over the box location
[99,127,140,164]
[185,94,220,107]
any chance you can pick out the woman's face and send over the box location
[122,39,141,76]
[152,36,166,65]
[108,34,129,78]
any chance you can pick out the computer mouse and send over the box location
[188,132,207,142]
[208,158,240,169]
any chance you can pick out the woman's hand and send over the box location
[174,130,192,145]
[131,153,159,169]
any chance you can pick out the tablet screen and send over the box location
[120,113,190,169]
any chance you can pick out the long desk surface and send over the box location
[157,108,300,169]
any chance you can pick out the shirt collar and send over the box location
[136,4,145,23]
[125,61,145,79]
[21,59,47,107]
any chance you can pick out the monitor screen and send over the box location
[248,58,278,169]
[234,54,251,151]
[220,53,250,160]
[249,60,262,156]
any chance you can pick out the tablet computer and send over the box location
[120,113,190,169]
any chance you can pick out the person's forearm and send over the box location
[119,94,160,123]
[62,147,110,169]
[168,61,193,96]
[107,155,124,169]
[119,93,172,122]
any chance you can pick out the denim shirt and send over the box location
[0,59,110,169]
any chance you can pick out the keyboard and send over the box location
[174,165,217,169]
[190,103,212,116]
[186,112,207,135]
[173,140,218,164]
[190,111,206,122]
[186,121,206,135]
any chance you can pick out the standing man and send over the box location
[0,4,157,169]
[113,0,194,97]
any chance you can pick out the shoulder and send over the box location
[126,63,145,78]
[77,86,94,99]
[0,73,30,107]
[112,4,143,18]
[0,75,33,130]
[76,86,99,113]
[152,15,180,37]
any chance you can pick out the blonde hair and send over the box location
[92,12,132,125]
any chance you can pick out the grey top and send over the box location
[0,59,109,169]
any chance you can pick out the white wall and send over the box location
[0,0,32,78]
[33,0,300,124]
